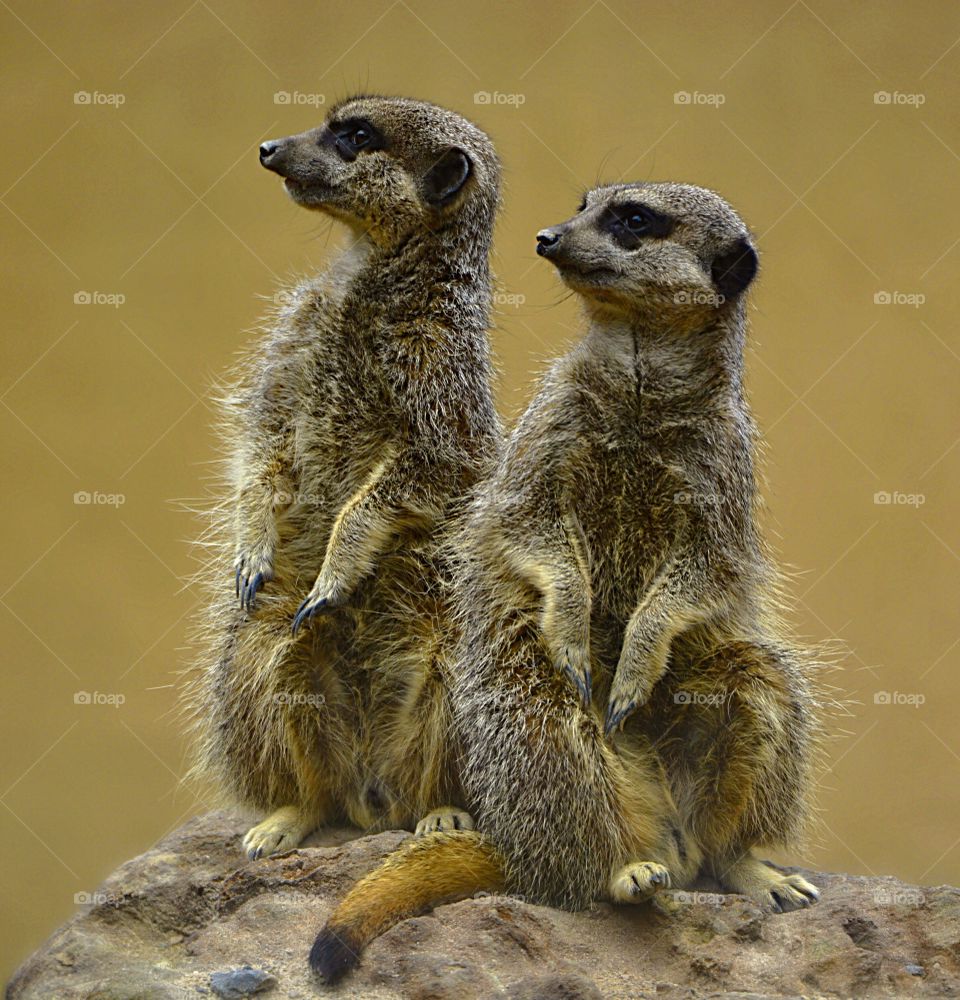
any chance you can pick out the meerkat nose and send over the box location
[259,140,281,166]
[536,229,562,256]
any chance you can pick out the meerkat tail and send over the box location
[309,830,505,983]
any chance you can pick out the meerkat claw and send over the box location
[415,807,476,837]
[563,662,592,707]
[235,551,273,611]
[603,698,636,736]
[243,806,312,860]
[245,573,265,610]
[291,595,330,635]
[558,645,592,707]
[610,861,672,903]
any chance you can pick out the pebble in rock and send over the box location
[209,966,277,998]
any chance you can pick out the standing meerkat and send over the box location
[181,95,501,860]
[311,181,827,984]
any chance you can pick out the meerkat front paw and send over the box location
[415,806,476,836]
[720,855,820,913]
[235,545,274,611]
[291,576,346,636]
[764,873,820,913]
[242,805,313,860]
[609,861,672,903]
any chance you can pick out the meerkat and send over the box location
[180,96,501,860]
[310,181,827,984]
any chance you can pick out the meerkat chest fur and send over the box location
[523,312,759,627]
[282,231,494,529]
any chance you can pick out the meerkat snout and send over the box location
[536,228,563,256]
[258,139,283,168]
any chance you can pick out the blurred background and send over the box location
[2,0,958,981]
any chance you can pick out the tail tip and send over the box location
[309,926,360,985]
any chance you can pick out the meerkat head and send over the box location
[258,95,499,247]
[536,182,757,325]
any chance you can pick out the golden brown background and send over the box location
[2,0,959,980]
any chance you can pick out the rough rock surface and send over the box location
[6,811,959,999]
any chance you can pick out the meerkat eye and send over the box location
[603,202,673,246]
[326,119,384,161]
[347,127,371,149]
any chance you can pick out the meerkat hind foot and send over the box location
[415,806,475,837]
[609,861,672,903]
[720,855,819,913]
[242,805,313,860]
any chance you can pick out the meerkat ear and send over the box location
[423,147,472,206]
[711,237,758,299]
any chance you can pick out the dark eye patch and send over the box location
[321,117,388,162]
[601,201,674,248]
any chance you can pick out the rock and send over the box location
[210,966,277,997]
[6,811,959,999]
